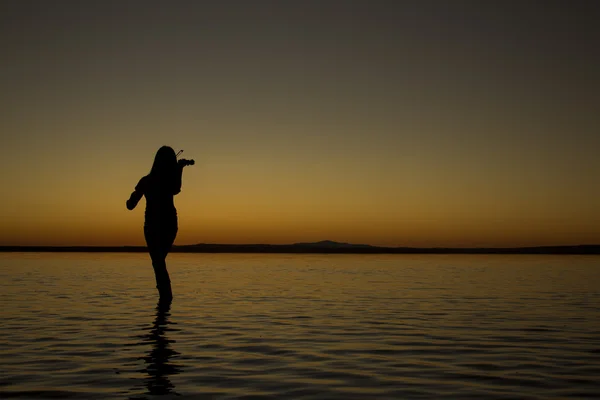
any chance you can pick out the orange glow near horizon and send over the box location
[1,148,598,248]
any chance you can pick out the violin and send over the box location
[176,150,195,167]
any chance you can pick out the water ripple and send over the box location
[0,253,599,399]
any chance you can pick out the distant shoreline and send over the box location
[1,243,599,255]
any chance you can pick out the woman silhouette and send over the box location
[126,146,193,301]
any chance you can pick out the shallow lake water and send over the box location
[1,252,599,399]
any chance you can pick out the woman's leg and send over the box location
[151,250,172,300]
[145,224,177,300]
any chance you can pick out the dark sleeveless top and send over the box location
[136,175,179,229]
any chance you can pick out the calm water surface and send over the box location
[0,253,599,399]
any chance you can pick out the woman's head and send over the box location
[150,146,177,177]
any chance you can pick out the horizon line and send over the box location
[1,240,600,249]
[0,242,599,255]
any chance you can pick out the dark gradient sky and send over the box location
[1,1,599,247]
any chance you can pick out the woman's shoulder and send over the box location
[135,175,151,191]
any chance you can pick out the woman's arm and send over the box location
[173,163,184,195]
[126,189,143,210]
[126,177,146,210]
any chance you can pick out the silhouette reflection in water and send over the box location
[132,300,183,398]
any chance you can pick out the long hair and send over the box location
[148,146,181,193]
[149,146,177,179]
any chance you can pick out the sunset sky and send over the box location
[1,1,599,247]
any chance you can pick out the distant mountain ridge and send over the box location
[293,240,375,248]
[1,241,599,254]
